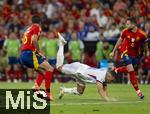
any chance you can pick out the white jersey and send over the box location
[62,62,107,84]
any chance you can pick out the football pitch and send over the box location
[0,82,150,114]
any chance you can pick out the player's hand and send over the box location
[105,97,117,102]
[110,97,117,102]
[109,51,115,58]
[38,52,46,59]
[104,98,110,102]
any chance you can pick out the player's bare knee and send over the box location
[44,65,54,72]
[36,68,45,75]
[45,63,53,72]
[46,67,54,72]
[126,64,134,72]
[14,64,19,71]
[6,65,11,71]
[39,60,54,72]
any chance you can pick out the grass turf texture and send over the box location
[0,82,150,114]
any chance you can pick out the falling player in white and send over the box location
[56,33,116,101]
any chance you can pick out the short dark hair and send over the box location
[32,15,41,24]
[127,17,136,24]
[107,69,117,78]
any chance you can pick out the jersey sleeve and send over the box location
[96,76,105,83]
[139,29,148,42]
[142,33,148,42]
[96,69,107,83]
[120,29,127,40]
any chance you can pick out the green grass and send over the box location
[0,82,150,114]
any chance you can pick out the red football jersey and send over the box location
[143,57,150,69]
[21,24,41,51]
[119,28,147,57]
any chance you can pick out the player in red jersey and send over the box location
[138,56,150,84]
[143,56,150,84]
[110,17,149,99]
[20,15,54,101]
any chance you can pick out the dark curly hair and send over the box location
[32,15,41,24]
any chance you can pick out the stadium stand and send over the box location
[0,0,149,84]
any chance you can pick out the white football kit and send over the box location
[62,62,108,84]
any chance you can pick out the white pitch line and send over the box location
[51,100,150,106]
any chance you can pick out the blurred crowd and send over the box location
[0,0,149,84]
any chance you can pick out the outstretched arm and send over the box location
[96,81,110,101]
[110,38,123,58]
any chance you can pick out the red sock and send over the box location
[7,70,11,80]
[53,68,59,81]
[36,73,44,87]
[45,71,53,93]
[116,66,128,73]
[28,76,33,81]
[17,71,21,79]
[14,71,18,79]
[129,71,139,91]
[14,71,21,79]
[20,70,23,78]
